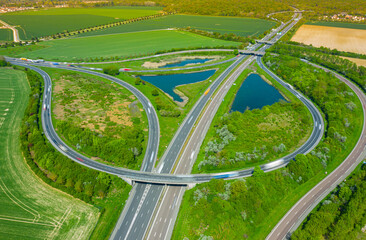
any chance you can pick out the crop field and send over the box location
[291,25,366,54]
[78,14,276,37]
[16,30,240,61]
[341,56,366,67]
[0,68,99,239]
[0,6,162,40]
[0,29,12,41]
[307,21,366,30]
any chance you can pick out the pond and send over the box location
[138,69,216,102]
[230,74,286,113]
[159,58,213,68]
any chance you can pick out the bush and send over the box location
[103,66,119,76]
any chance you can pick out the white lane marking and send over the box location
[150,151,155,162]
[163,218,173,240]
[158,163,164,173]
[319,124,321,130]
[123,185,151,240]
[188,116,193,124]
[315,122,317,128]
[148,108,151,114]
[190,151,195,160]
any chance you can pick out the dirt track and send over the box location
[291,25,366,54]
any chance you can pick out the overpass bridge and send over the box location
[255,40,275,45]
[239,50,266,56]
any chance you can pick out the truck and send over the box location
[204,88,211,96]
[34,59,44,63]
[20,58,27,61]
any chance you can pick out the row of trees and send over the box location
[174,53,362,239]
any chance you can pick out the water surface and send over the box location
[159,58,213,68]
[139,69,216,102]
[231,74,285,112]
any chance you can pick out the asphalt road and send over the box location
[266,61,366,240]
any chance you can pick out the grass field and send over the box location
[10,30,240,61]
[291,25,366,54]
[0,6,162,40]
[0,29,12,41]
[0,67,99,239]
[78,14,276,38]
[307,21,366,30]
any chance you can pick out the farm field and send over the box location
[291,25,366,54]
[307,21,366,30]
[341,56,366,67]
[78,14,276,37]
[0,6,162,40]
[13,30,240,61]
[0,28,12,41]
[0,68,99,239]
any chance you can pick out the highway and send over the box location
[266,61,366,240]
[7,9,324,240]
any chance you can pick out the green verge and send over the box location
[1,30,240,61]
[191,60,313,173]
[0,67,99,239]
[172,55,363,240]
[42,67,148,170]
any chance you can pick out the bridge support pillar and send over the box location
[120,177,134,186]
[186,183,197,190]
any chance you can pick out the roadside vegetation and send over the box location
[292,162,366,239]
[46,68,148,169]
[17,66,132,240]
[4,30,240,62]
[193,61,312,173]
[0,66,99,239]
[173,54,363,240]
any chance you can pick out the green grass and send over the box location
[0,6,162,40]
[0,29,12,41]
[306,21,366,30]
[6,30,240,61]
[0,67,99,239]
[78,14,276,38]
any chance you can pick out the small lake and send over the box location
[231,74,286,113]
[138,69,216,102]
[159,58,213,68]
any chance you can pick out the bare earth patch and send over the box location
[142,55,223,69]
[291,25,366,54]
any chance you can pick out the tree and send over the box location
[103,66,119,76]
[152,89,159,96]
